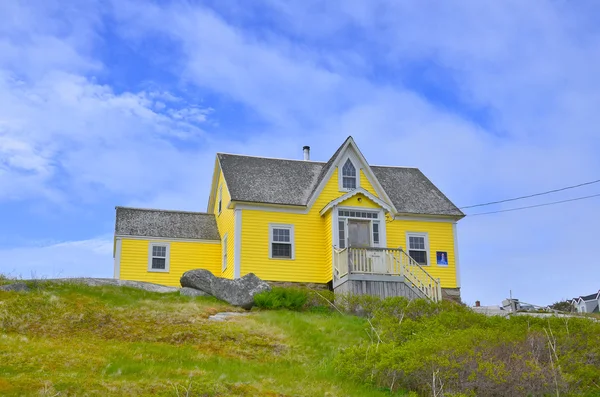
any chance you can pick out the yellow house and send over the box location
[114,137,465,301]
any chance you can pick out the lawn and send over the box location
[0,281,393,396]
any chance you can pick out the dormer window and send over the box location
[342,159,357,190]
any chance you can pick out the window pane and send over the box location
[409,236,425,250]
[272,243,291,258]
[338,221,345,248]
[342,159,356,177]
[343,177,356,189]
[152,257,166,269]
[152,245,166,257]
[409,250,427,266]
[373,223,379,244]
[273,228,290,242]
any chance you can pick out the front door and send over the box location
[348,220,370,248]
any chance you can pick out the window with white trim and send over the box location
[372,222,380,245]
[407,233,428,266]
[148,243,170,272]
[337,210,382,248]
[338,220,346,248]
[217,184,223,214]
[222,234,228,271]
[270,224,294,259]
[341,159,357,190]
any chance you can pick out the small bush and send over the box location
[254,287,309,310]
[254,287,336,312]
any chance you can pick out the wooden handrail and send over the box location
[341,247,442,302]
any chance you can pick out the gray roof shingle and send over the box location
[371,166,464,217]
[218,153,463,217]
[218,153,324,206]
[579,293,599,301]
[115,207,220,240]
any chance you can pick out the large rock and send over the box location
[180,269,215,294]
[0,282,30,292]
[212,273,271,310]
[180,270,271,309]
[180,287,210,297]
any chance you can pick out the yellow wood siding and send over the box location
[323,211,333,281]
[119,238,221,286]
[213,170,234,278]
[386,220,458,288]
[241,168,379,283]
[359,170,378,196]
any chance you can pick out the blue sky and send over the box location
[2,0,599,305]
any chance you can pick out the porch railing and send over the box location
[333,247,442,302]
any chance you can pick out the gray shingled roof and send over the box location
[371,166,464,216]
[579,293,599,301]
[218,153,324,206]
[218,153,463,217]
[115,207,220,240]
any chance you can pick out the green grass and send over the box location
[0,280,396,396]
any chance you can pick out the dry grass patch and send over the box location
[0,281,390,397]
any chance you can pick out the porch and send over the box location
[333,247,442,302]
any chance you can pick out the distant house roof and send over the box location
[217,153,464,217]
[115,207,220,240]
[579,293,599,302]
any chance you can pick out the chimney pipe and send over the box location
[303,146,310,161]
[475,300,481,307]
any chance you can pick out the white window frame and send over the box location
[222,233,228,272]
[405,232,429,266]
[148,242,170,273]
[269,224,295,260]
[338,218,347,249]
[339,157,360,192]
[217,184,223,215]
[337,208,384,248]
[372,221,381,246]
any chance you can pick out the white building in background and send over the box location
[571,291,600,313]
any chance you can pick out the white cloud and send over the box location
[2,236,113,279]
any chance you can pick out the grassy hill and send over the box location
[0,280,391,396]
[2,278,600,396]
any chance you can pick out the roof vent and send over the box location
[303,146,310,161]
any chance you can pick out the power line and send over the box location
[459,178,600,209]
[467,193,600,217]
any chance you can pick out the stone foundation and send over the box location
[442,287,462,303]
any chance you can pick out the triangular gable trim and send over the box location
[307,137,398,213]
[206,155,233,213]
[206,156,222,213]
[320,187,394,216]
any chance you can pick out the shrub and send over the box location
[253,287,309,310]
[335,295,600,396]
[254,287,336,312]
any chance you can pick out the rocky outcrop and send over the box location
[180,287,210,297]
[0,282,30,292]
[180,269,214,294]
[44,278,179,293]
[180,270,271,309]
